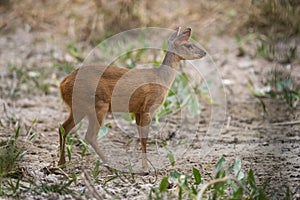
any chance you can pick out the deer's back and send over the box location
[60,64,128,108]
[60,64,169,113]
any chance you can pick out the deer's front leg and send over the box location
[136,112,151,175]
[85,102,109,165]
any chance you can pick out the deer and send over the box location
[58,27,206,175]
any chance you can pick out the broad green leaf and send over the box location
[192,167,201,185]
[159,177,169,192]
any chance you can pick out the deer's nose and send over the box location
[200,50,206,57]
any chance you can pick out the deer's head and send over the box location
[168,27,206,60]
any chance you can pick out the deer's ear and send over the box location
[176,28,191,42]
[168,27,181,42]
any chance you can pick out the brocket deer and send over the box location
[58,27,206,174]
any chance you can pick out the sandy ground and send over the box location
[0,1,299,199]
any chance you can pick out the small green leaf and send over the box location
[159,177,169,192]
[214,182,225,195]
[93,160,101,178]
[66,135,72,143]
[15,126,20,139]
[215,156,226,173]
[188,98,201,116]
[237,171,245,180]
[215,170,226,179]
[192,167,201,185]
[170,170,181,180]
[19,151,27,160]
[259,188,266,199]
[233,157,242,176]
[28,133,36,141]
[81,146,87,158]
[67,44,78,57]
[233,187,244,199]
[71,172,77,184]
[215,156,226,179]
[248,169,256,188]
[167,149,175,166]
[67,44,83,62]
[153,59,160,66]
[235,34,242,43]
[59,124,65,137]
[284,186,292,200]
[122,113,135,122]
[98,126,108,139]
[67,145,72,161]
[191,185,197,195]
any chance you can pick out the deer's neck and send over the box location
[157,51,181,88]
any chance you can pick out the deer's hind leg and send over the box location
[58,110,84,165]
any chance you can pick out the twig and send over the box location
[226,116,231,129]
[196,176,244,200]
[272,120,300,126]
[82,169,104,200]
[47,166,70,178]
[57,167,70,179]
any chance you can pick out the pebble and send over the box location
[44,174,59,183]
[238,60,253,69]
[222,79,235,85]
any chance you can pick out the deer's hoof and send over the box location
[58,160,66,167]
[142,170,150,176]
[103,163,115,173]
[141,167,151,176]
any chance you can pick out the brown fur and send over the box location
[58,28,206,174]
